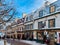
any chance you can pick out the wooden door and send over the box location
[49,32,55,45]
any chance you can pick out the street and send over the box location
[7,39,47,45]
[0,40,10,45]
[0,0,60,45]
[0,39,47,45]
[7,39,31,45]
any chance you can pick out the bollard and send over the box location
[4,40,6,45]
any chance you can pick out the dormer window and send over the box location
[30,15,33,20]
[39,10,43,17]
[50,5,55,13]
[48,19,55,28]
[26,17,28,21]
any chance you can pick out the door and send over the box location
[59,33,60,43]
[49,32,55,45]
[57,32,60,43]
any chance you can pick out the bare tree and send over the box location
[0,0,17,30]
[0,0,15,23]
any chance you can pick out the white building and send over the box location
[24,0,60,44]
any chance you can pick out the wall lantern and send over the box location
[44,30,47,35]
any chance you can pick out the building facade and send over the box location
[6,18,25,39]
[24,0,60,44]
[6,0,60,44]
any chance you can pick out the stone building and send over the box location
[24,0,60,44]
[6,17,25,39]
[6,0,60,44]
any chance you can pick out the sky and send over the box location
[14,0,57,18]
[3,0,57,18]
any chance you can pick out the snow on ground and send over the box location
[0,40,10,45]
[0,40,4,45]
[0,39,47,45]
[19,40,47,45]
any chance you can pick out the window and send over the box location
[21,27,24,30]
[25,25,29,30]
[38,21,45,29]
[30,15,33,21]
[37,32,44,40]
[39,10,43,17]
[30,24,33,29]
[19,28,21,30]
[48,19,55,28]
[25,24,33,30]
[26,17,28,21]
[50,6,55,13]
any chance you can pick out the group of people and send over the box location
[43,35,50,45]
[43,35,59,45]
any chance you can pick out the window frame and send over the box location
[39,10,43,17]
[30,15,33,21]
[25,24,33,30]
[38,21,45,29]
[48,19,55,28]
[26,17,28,21]
[50,5,56,13]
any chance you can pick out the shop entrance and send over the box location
[37,32,44,43]
[49,32,55,45]
[59,33,60,43]
[57,32,60,43]
[24,32,33,40]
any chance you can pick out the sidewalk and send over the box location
[0,40,10,45]
[10,39,47,45]
[19,40,47,45]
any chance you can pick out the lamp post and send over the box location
[4,31,7,45]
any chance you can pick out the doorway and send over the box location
[49,32,55,45]
[57,32,60,43]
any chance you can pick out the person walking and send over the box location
[54,37,58,45]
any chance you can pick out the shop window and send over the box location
[50,6,55,13]
[55,32,57,38]
[48,19,55,28]
[37,32,44,40]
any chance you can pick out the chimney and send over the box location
[22,13,27,18]
[44,0,50,6]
